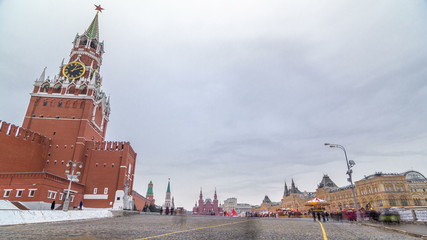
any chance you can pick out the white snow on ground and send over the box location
[0,200,19,210]
[0,209,113,226]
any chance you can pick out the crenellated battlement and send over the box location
[0,120,51,145]
[91,140,129,151]
[84,140,137,159]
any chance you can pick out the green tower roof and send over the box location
[84,12,99,39]
[146,181,153,196]
[166,180,171,193]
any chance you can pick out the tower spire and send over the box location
[84,12,100,40]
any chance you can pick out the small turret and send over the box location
[37,67,47,82]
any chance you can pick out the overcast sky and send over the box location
[1,0,427,210]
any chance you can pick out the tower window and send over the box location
[90,40,97,49]
[43,101,48,106]
[53,132,56,135]
[40,115,44,118]
[58,101,63,107]
[80,38,87,46]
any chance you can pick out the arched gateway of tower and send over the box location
[0,7,138,210]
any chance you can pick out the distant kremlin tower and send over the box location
[0,6,141,210]
[146,181,155,206]
[164,179,173,209]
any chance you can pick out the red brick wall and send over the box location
[80,141,137,208]
[132,191,149,211]
[0,121,50,173]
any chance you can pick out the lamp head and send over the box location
[324,143,331,146]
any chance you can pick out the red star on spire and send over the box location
[95,4,104,13]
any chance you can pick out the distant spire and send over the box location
[199,187,203,200]
[214,188,217,200]
[284,182,289,196]
[291,179,296,193]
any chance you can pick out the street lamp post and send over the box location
[63,160,83,211]
[324,143,361,221]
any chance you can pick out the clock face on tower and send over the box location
[63,62,86,79]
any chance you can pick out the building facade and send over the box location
[0,8,138,210]
[193,189,223,215]
[223,197,252,214]
[278,171,427,213]
[252,195,281,213]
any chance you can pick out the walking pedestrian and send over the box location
[51,200,56,210]
[79,200,83,210]
[311,211,316,221]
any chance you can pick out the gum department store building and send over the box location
[255,170,427,213]
[0,9,145,210]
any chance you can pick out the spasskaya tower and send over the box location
[0,6,140,210]
[22,7,110,177]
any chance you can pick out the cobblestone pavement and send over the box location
[0,215,421,240]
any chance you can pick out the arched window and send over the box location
[67,84,76,95]
[80,37,87,46]
[90,39,98,50]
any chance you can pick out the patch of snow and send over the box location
[0,209,113,226]
[0,200,19,210]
